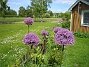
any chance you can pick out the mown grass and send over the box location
[63,37,89,67]
[0,22,89,67]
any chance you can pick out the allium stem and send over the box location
[28,25,29,33]
[43,35,46,54]
[62,45,64,52]
[60,45,64,67]
[31,45,33,49]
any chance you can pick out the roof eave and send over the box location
[68,0,89,11]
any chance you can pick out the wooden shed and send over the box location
[69,0,89,33]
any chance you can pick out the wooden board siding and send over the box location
[71,2,89,33]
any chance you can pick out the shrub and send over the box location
[74,32,89,38]
[62,21,70,29]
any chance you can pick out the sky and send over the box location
[7,0,77,13]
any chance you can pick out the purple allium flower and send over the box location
[53,27,62,33]
[54,29,75,46]
[22,33,40,46]
[24,17,34,25]
[41,30,48,36]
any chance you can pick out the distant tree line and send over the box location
[0,0,70,20]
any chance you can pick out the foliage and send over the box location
[62,12,71,21]
[0,0,8,18]
[74,32,89,38]
[43,10,53,18]
[62,21,70,29]
[43,13,50,18]
[30,0,52,20]
[47,10,53,17]
[53,13,60,18]
[53,12,71,20]
[5,9,17,16]
[18,6,26,17]
[26,6,33,17]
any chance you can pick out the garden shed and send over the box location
[69,0,89,33]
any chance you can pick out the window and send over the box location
[81,10,89,26]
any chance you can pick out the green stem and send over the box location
[31,45,33,49]
[60,45,64,67]
[62,45,64,52]
[43,35,46,54]
[28,25,29,33]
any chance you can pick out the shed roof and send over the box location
[68,0,89,11]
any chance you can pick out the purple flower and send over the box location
[41,30,48,36]
[54,29,75,46]
[24,17,34,25]
[53,27,62,33]
[22,33,40,46]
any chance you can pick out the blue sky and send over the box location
[7,0,77,13]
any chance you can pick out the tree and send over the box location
[30,0,52,21]
[53,13,59,18]
[43,10,53,18]
[0,0,8,18]
[6,9,17,16]
[47,10,53,17]
[25,5,33,17]
[43,13,50,18]
[18,6,26,17]
[64,11,71,20]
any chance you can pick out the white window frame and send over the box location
[81,10,89,26]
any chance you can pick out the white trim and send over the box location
[70,11,72,23]
[70,11,72,31]
[81,10,89,27]
[68,0,89,11]
[68,0,80,11]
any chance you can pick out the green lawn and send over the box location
[63,37,89,67]
[0,22,89,67]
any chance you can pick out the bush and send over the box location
[62,21,70,29]
[74,32,89,38]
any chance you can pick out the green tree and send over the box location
[53,13,59,18]
[0,0,8,18]
[25,5,33,17]
[64,11,71,20]
[43,13,50,18]
[18,6,26,17]
[61,11,71,21]
[6,9,17,16]
[47,10,53,17]
[30,0,52,21]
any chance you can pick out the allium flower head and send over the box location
[41,30,48,36]
[54,29,75,46]
[24,17,34,25]
[53,27,62,33]
[22,33,40,46]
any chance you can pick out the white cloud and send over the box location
[7,2,22,6]
[54,0,76,5]
[53,9,62,13]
